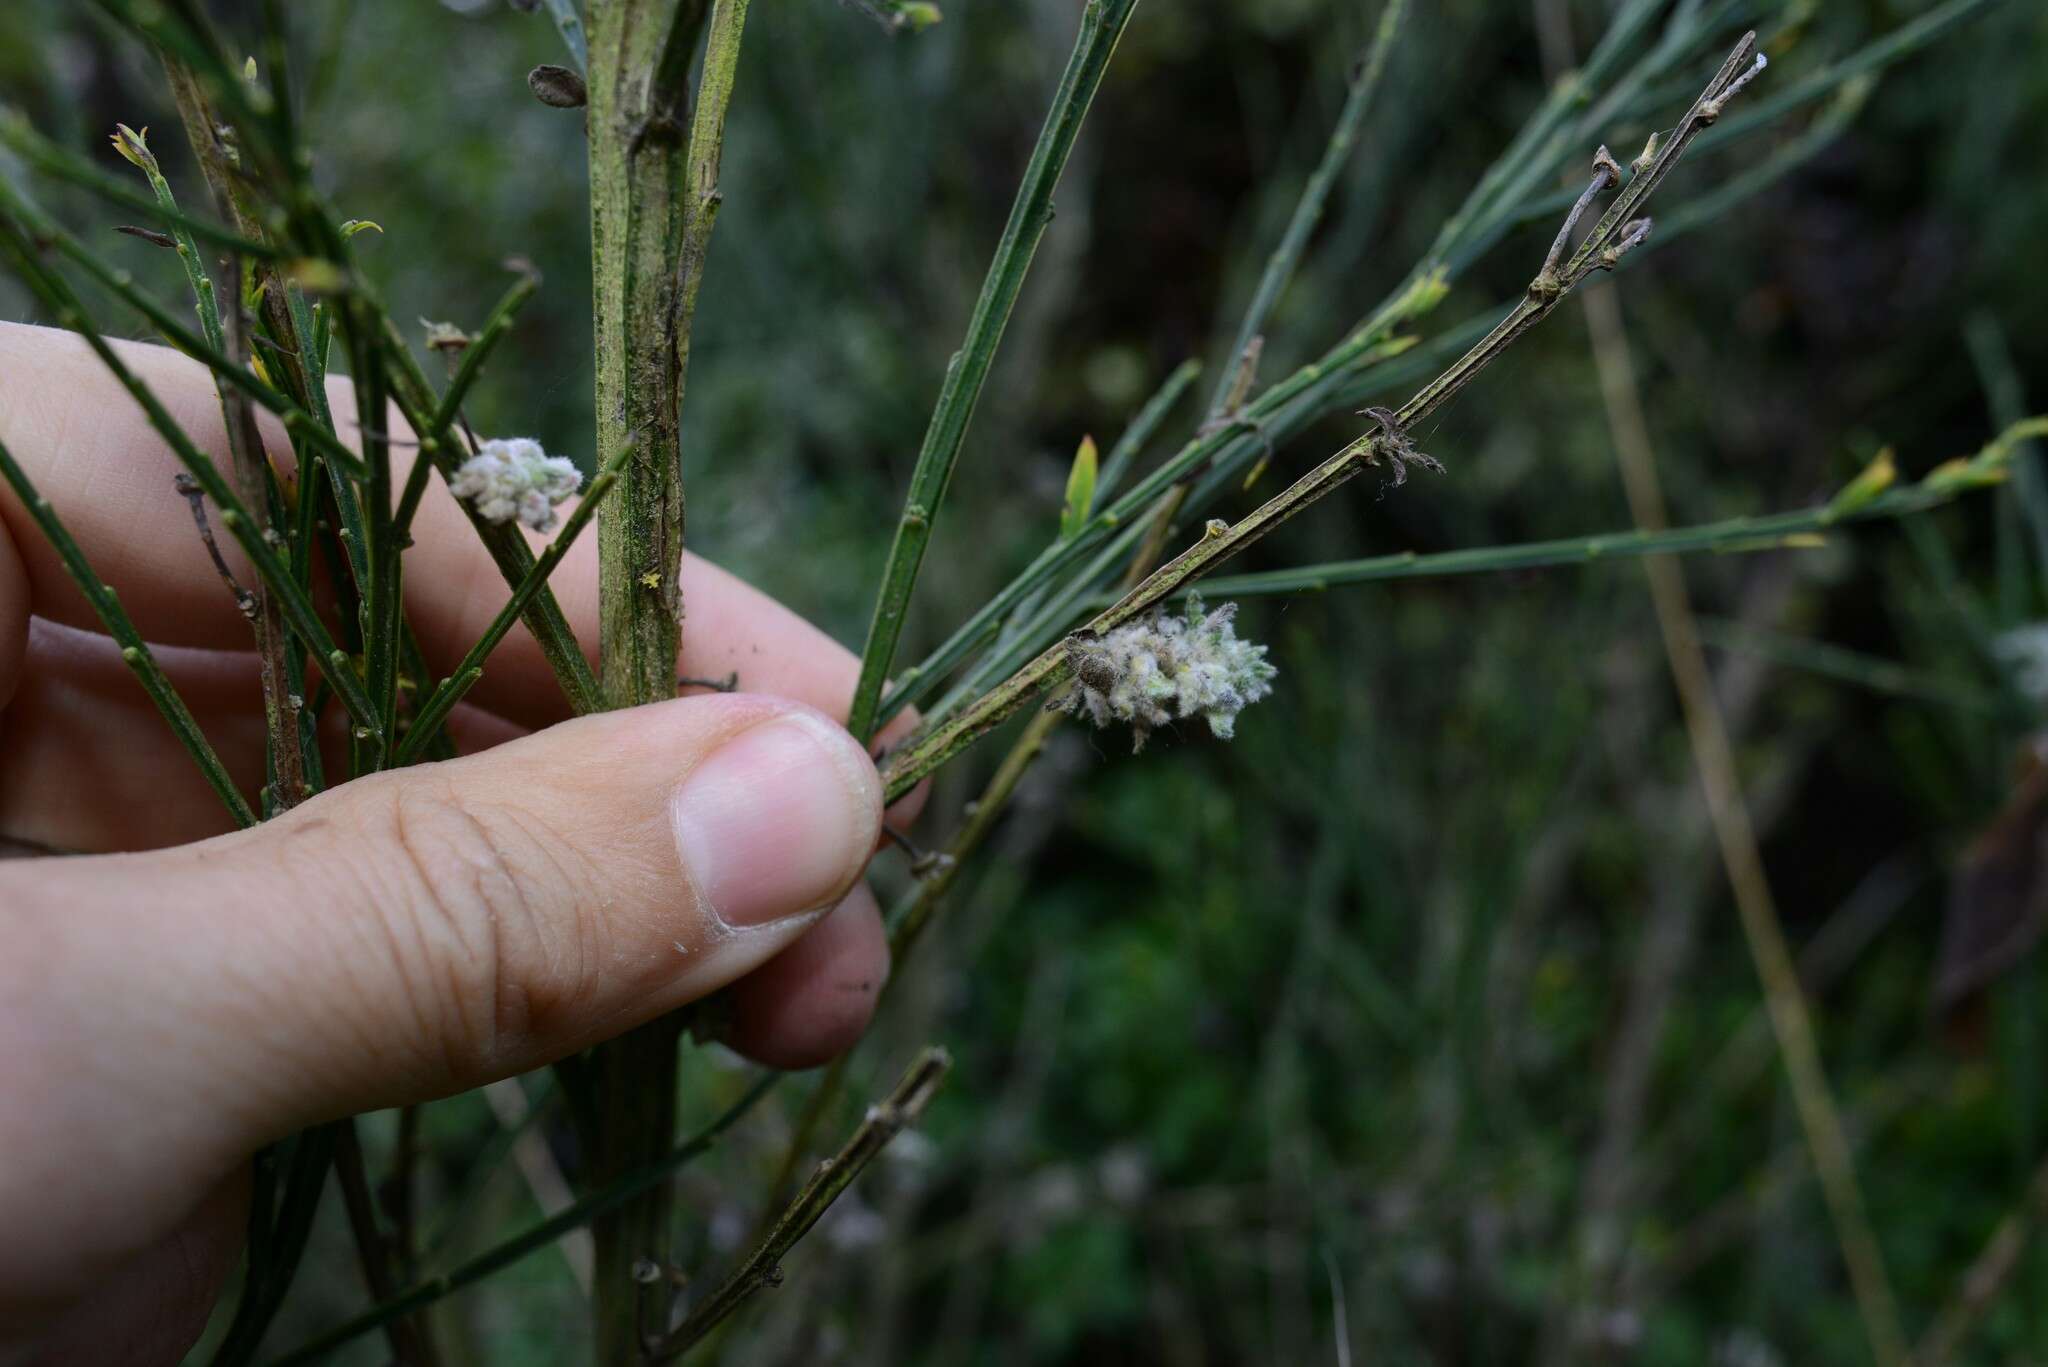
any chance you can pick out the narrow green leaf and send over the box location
[1060,435,1098,541]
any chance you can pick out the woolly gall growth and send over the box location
[448,437,583,532]
[1052,596,1277,751]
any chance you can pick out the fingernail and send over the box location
[670,714,880,928]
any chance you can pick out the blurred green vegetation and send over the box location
[7,0,2048,1362]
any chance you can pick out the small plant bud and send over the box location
[1053,595,1278,751]
[1394,267,1452,322]
[108,123,155,172]
[529,64,589,109]
[1632,131,1659,176]
[448,437,584,532]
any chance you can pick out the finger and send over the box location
[0,617,268,850]
[0,322,921,737]
[0,692,882,1295]
[0,322,928,820]
[2,1171,245,1366]
[723,882,889,1070]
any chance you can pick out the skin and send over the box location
[0,321,925,1361]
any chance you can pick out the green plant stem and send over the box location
[873,33,1767,804]
[213,1123,341,1367]
[419,1074,559,1265]
[155,60,313,801]
[589,0,708,714]
[542,0,591,72]
[147,8,601,733]
[350,327,401,773]
[846,0,1142,742]
[374,324,604,716]
[583,0,740,1355]
[1696,619,2003,716]
[971,0,1409,707]
[1915,1150,2048,1367]
[427,272,537,438]
[648,1049,951,1360]
[115,125,225,355]
[0,111,284,259]
[1095,357,1202,503]
[390,267,540,538]
[1172,490,1996,600]
[675,0,749,394]
[333,1119,438,1367]
[1573,191,1907,1364]
[395,443,631,765]
[220,252,312,804]
[267,1075,777,1367]
[0,223,385,737]
[1966,313,2048,606]
[0,431,254,825]
[771,465,1186,1216]
[20,209,368,478]
[872,320,1417,731]
[879,0,1924,733]
[1205,0,1405,422]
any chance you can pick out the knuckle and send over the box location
[352,772,601,1081]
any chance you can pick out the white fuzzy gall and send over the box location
[447,437,583,532]
[1053,595,1278,751]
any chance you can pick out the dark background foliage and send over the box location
[6,0,2048,1362]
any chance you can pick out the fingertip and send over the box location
[722,883,889,1070]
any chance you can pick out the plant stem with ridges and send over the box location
[846,0,1142,741]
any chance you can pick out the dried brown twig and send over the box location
[876,31,1770,804]
[645,1047,951,1359]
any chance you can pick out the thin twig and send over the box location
[878,3,1956,734]
[1095,357,1203,503]
[268,1076,778,1367]
[1205,0,1406,423]
[480,1078,593,1293]
[0,219,386,739]
[764,423,1196,1217]
[373,325,604,717]
[394,441,632,765]
[335,1119,438,1366]
[154,65,311,805]
[1915,1151,2048,1366]
[392,265,542,538]
[0,111,284,259]
[647,1048,951,1359]
[172,473,257,620]
[6,189,367,478]
[1575,214,1907,1366]
[875,33,1768,803]
[539,0,590,73]
[212,1122,342,1367]
[1173,443,2027,600]
[0,433,254,826]
[107,124,224,355]
[389,1104,424,1286]
[845,0,1143,741]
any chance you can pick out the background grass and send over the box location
[6,0,2048,1362]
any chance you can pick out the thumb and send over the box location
[0,692,879,1287]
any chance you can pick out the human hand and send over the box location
[0,321,920,1361]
